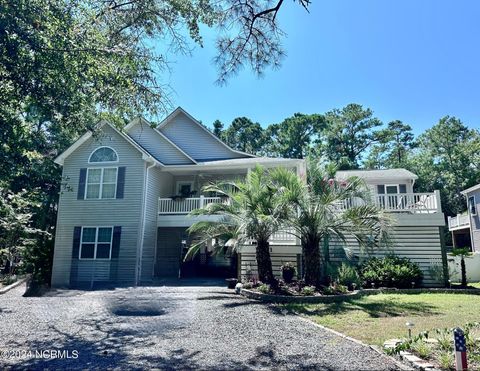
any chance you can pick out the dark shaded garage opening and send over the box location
[155,227,237,279]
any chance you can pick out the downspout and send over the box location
[136,159,156,286]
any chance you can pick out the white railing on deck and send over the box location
[158,196,227,214]
[448,214,470,230]
[159,191,441,215]
[335,191,440,213]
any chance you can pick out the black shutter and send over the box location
[70,226,81,286]
[399,184,407,193]
[111,226,122,258]
[116,167,126,199]
[77,168,87,199]
[72,227,81,258]
[377,185,385,194]
[109,226,122,282]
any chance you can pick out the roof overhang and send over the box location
[461,183,480,196]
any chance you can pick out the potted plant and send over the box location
[281,262,296,283]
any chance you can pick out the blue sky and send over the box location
[160,0,479,134]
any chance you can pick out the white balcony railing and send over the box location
[158,196,227,214]
[448,214,470,230]
[159,191,441,215]
[335,192,440,214]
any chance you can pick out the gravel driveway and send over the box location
[0,281,404,370]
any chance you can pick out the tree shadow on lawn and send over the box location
[289,297,440,318]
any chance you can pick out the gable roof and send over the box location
[336,168,418,181]
[54,121,162,166]
[125,117,197,165]
[461,183,480,195]
[156,107,256,160]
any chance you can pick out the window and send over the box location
[89,147,118,163]
[176,181,194,197]
[469,196,477,216]
[79,227,113,260]
[85,167,117,199]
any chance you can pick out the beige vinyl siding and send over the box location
[127,122,194,165]
[140,168,174,282]
[158,111,246,161]
[51,125,145,287]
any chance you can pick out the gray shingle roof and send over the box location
[335,168,418,180]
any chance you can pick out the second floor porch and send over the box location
[158,190,442,216]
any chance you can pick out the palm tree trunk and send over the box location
[256,239,275,284]
[303,235,322,288]
[461,257,467,288]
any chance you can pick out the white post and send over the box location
[434,190,442,213]
[200,195,204,208]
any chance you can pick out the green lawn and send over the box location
[286,292,480,346]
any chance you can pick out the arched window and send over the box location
[88,147,118,163]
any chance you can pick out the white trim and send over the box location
[176,180,194,195]
[385,184,400,194]
[125,117,197,164]
[85,167,118,200]
[157,107,256,159]
[136,161,156,285]
[462,183,480,196]
[79,226,114,260]
[88,146,119,164]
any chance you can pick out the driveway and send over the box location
[0,281,405,370]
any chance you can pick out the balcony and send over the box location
[158,196,227,214]
[159,191,441,216]
[335,191,441,214]
[448,213,470,231]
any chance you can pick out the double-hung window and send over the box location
[79,227,113,260]
[85,167,118,199]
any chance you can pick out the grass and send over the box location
[285,292,480,346]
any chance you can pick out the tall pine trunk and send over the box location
[256,239,275,284]
[303,235,322,288]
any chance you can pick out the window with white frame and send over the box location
[89,147,118,163]
[468,196,477,216]
[79,227,113,259]
[85,167,118,199]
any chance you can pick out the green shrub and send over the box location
[301,286,316,296]
[411,341,431,359]
[323,283,349,295]
[257,284,271,294]
[359,256,423,289]
[281,262,296,283]
[2,274,17,286]
[337,263,361,290]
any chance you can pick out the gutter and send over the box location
[135,158,156,285]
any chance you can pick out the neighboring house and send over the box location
[447,183,480,282]
[51,108,446,288]
[448,183,480,251]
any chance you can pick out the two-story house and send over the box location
[51,108,447,288]
[51,107,304,288]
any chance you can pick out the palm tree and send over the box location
[187,166,287,285]
[271,161,392,287]
[450,247,472,287]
